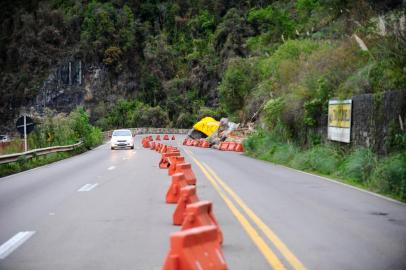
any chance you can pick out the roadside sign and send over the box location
[16,116,35,135]
[328,99,352,143]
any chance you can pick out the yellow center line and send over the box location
[185,148,308,270]
[184,149,286,270]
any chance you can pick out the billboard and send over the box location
[328,99,352,143]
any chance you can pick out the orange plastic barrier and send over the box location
[150,141,156,150]
[168,156,185,176]
[182,138,188,145]
[156,143,162,152]
[162,225,228,270]
[192,140,199,147]
[167,146,178,153]
[166,173,188,204]
[160,144,168,154]
[185,139,193,146]
[156,135,161,141]
[219,142,229,151]
[159,152,181,169]
[235,143,244,152]
[227,142,237,151]
[173,185,199,225]
[163,134,170,140]
[201,140,210,148]
[172,135,176,140]
[174,163,196,185]
[181,201,223,245]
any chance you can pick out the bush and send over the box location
[290,145,341,175]
[219,57,260,116]
[69,108,103,149]
[370,153,406,200]
[339,148,376,183]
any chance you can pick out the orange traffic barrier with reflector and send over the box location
[192,140,199,147]
[235,143,244,152]
[167,146,178,153]
[159,152,181,169]
[174,163,196,185]
[163,134,169,140]
[156,135,161,141]
[166,173,188,204]
[150,141,156,150]
[172,135,176,140]
[219,142,229,151]
[181,201,223,245]
[162,225,228,270]
[201,140,210,148]
[168,156,185,176]
[227,142,237,151]
[182,139,188,145]
[160,144,168,153]
[156,143,163,152]
[173,185,199,225]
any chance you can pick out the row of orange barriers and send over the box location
[182,138,244,152]
[150,134,177,141]
[141,135,229,269]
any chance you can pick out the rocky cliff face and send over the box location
[1,57,137,132]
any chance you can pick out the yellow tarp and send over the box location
[193,117,220,136]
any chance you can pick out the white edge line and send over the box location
[0,231,35,259]
[280,165,406,206]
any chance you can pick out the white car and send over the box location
[110,129,134,150]
[0,135,10,143]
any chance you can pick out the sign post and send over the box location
[16,115,35,152]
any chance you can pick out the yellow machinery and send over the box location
[192,117,220,136]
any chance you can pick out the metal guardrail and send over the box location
[0,141,83,165]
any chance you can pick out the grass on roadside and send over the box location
[0,149,85,178]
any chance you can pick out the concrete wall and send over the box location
[351,90,405,154]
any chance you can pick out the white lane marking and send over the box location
[108,166,116,171]
[77,183,99,192]
[0,231,35,259]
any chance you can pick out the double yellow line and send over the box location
[184,149,308,270]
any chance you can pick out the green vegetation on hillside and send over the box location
[1,0,404,130]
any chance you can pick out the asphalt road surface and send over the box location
[0,135,405,270]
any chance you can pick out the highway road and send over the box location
[0,135,405,270]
